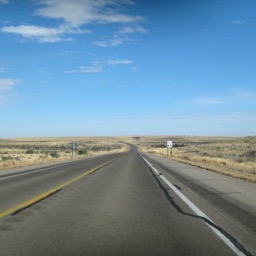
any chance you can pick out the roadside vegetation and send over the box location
[136,136,256,183]
[78,148,88,155]
[0,137,127,170]
[1,135,255,183]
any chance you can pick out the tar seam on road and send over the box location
[11,189,62,216]
[140,154,253,256]
[0,157,119,218]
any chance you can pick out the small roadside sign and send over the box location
[71,142,77,150]
[167,140,172,148]
[71,142,77,156]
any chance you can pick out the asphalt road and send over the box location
[0,146,254,256]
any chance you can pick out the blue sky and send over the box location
[0,0,256,137]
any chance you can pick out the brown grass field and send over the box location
[0,137,127,170]
[135,136,256,183]
[1,136,255,183]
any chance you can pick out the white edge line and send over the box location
[140,154,246,256]
[0,157,95,181]
[0,163,70,180]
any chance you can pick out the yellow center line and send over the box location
[0,157,119,218]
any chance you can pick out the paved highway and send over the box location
[0,146,255,255]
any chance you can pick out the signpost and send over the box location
[167,140,172,158]
[71,142,77,156]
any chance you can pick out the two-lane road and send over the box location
[0,146,254,255]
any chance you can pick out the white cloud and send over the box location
[60,50,79,56]
[233,19,247,25]
[0,78,18,104]
[93,24,147,48]
[0,66,6,73]
[192,89,256,108]
[1,24,89,42]
[0,78,17,90]
[131,66,139,72]
[1,0,145,44]
[35,0,143,26]
[66,61,103,73]
[93,37,124,47]
[66,58,134,74]
[232,89,256,102]
[74,112,256,136]
[0,0,9,4]
[153,112,256,121]
[117,25,147,34]
[107,59,133,65]
[233,89,255,97]
[0,96,5,104]
[194,98,222,105]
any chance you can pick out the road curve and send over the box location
[0,145,253,255]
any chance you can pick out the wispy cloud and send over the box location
[93,24,147,47]
[35,0,143,26]
[0,66,6,73]
[131,66,139,72]
[93,38,124,47]
[60,50,79,56]
[0,0,9,4]
[66,61,103,74]
[117,24,147,35]
[233,19,247,25]
[0,78,17,90]
[0,78,18,104]
[194,97,222,105]
[152,112,256,121]
[1,0,145,43]
[232,89,256,102]
[1,25,90,43]
[78,112,256,136]
[107,59,133,65]
[191,88,256,107]
[66,58,134,74]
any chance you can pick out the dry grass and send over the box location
[135,136,256,183]
[0,137,127,170]
[2,135,256,183]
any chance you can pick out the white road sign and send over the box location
[167,140,172,148]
